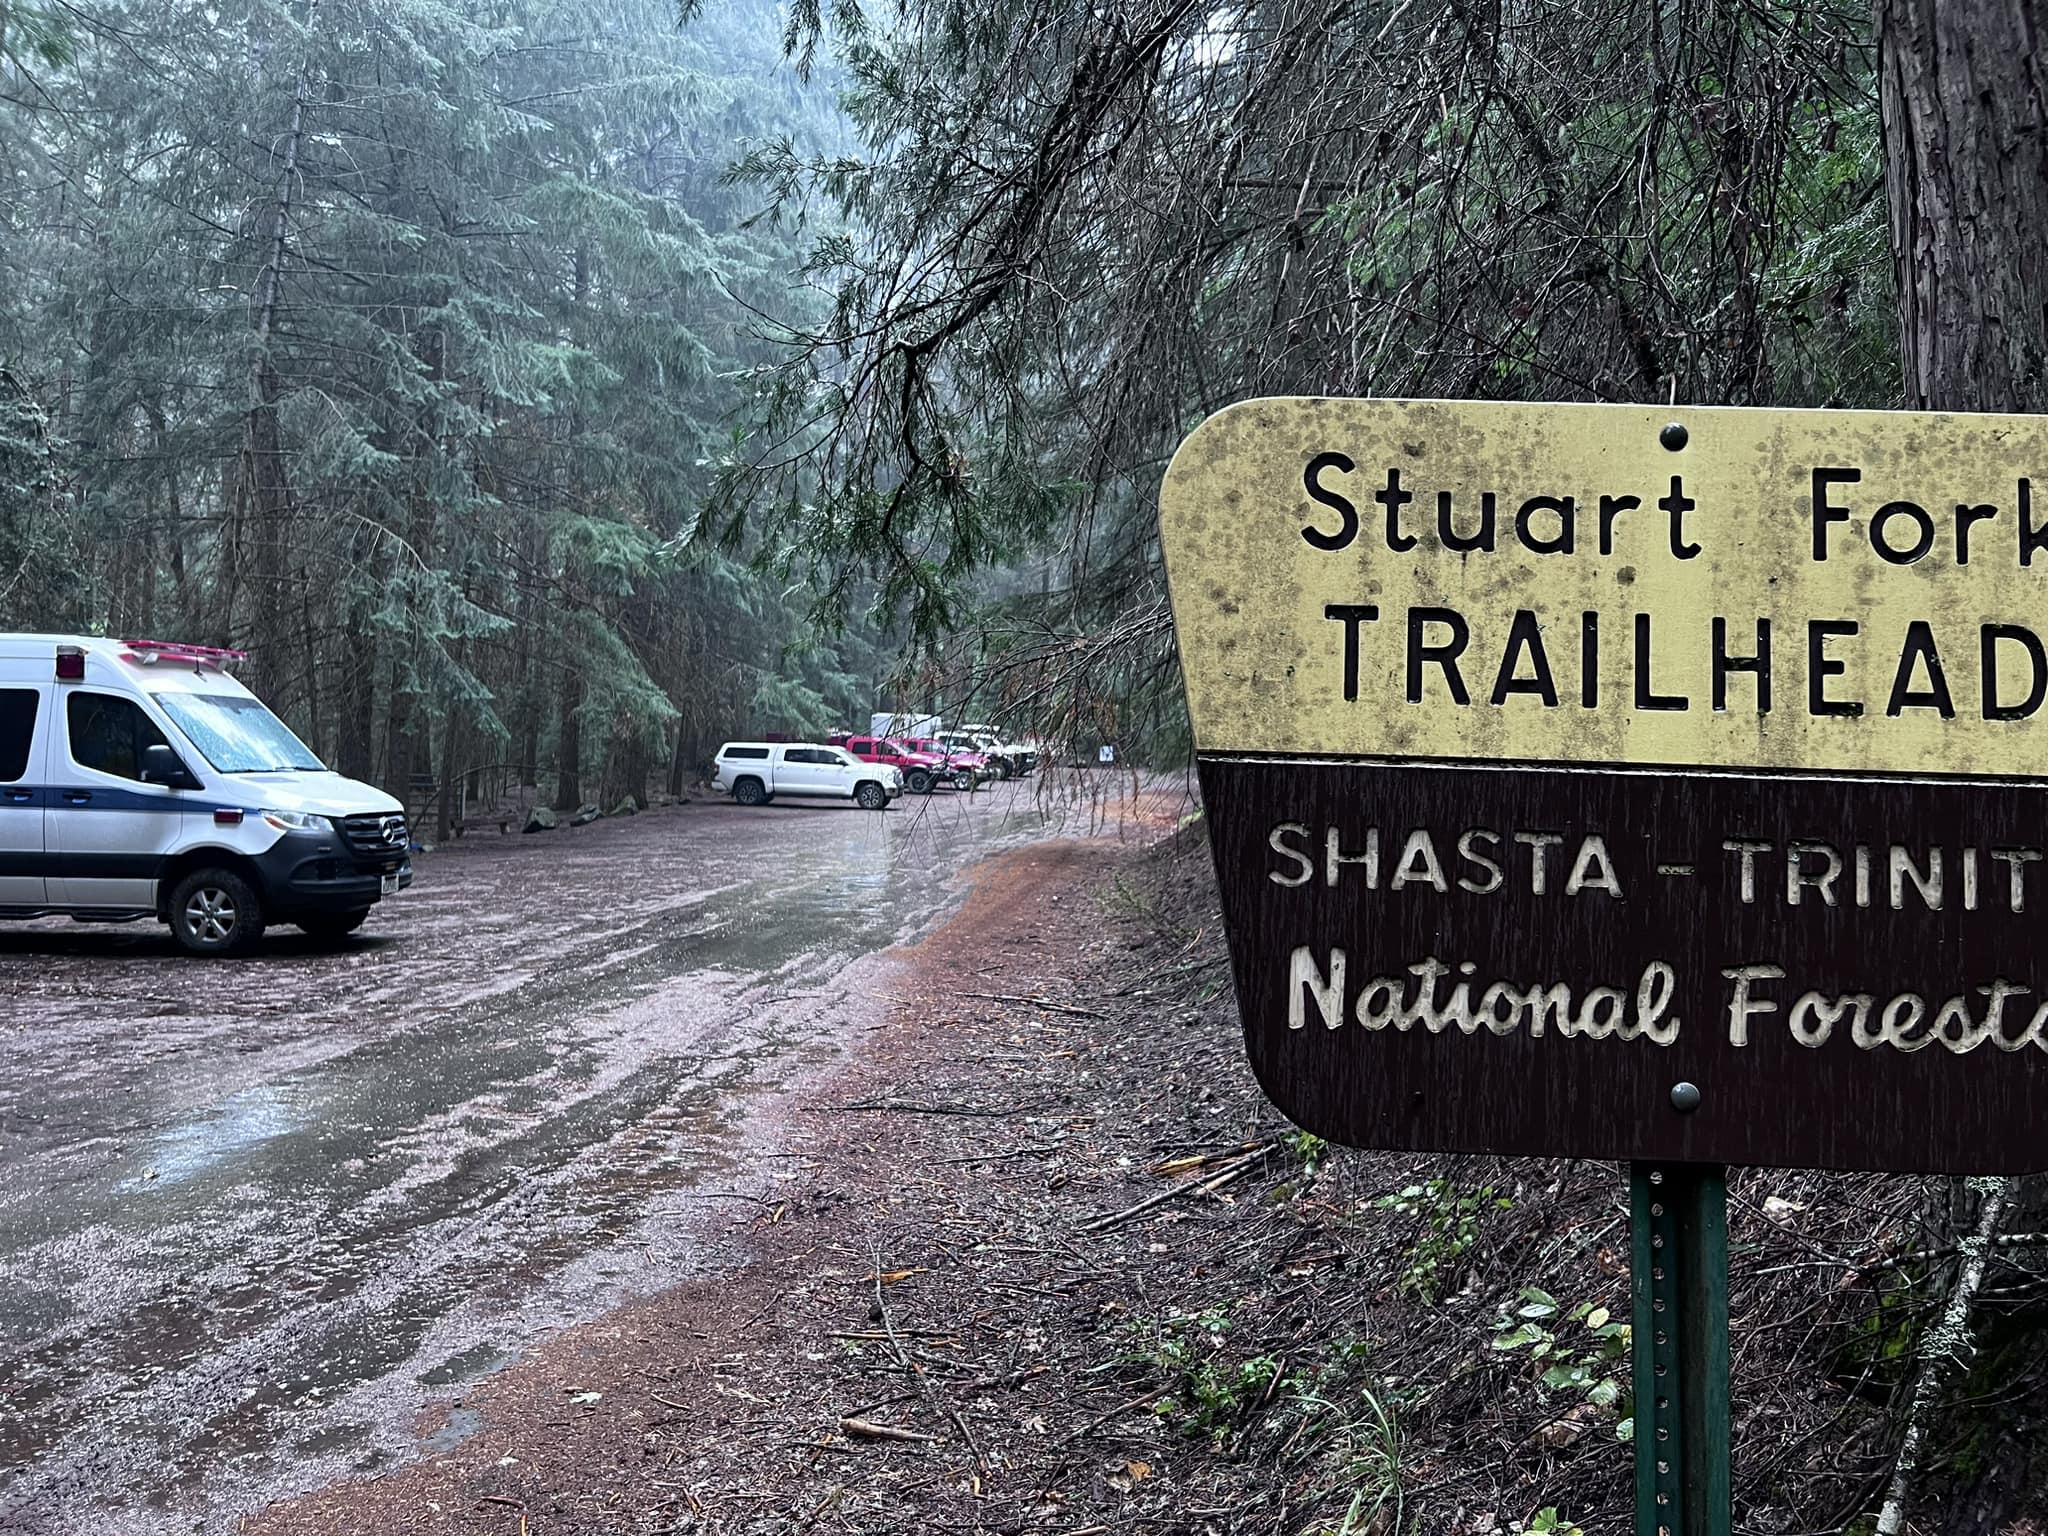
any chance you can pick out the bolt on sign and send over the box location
[1161,397,2048,1175]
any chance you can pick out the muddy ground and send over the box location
[244,820,2048,1536]
[7,781,2046,1535]
[0,779,1185,1534]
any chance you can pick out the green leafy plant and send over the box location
[1512,1509,1585,1536]
[1127,1306,1284,1445]
[1288,1130,1331,1177]
[1491,1288,1630,1413]
[1100,873,1161,924]
[1297,1383,1403,1536]
[1374,1178,1510,1301]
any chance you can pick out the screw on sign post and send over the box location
[1157,397,2048,1534]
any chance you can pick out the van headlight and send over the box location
[262,808,327,833]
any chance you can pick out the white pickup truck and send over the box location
[936,725,1037,779]
[713,742,903,810]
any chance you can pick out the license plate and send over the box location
[381,873,402,896]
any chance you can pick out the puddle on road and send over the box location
[417,1342,515,1389]
[419,1404,485,1454]
[0,789,1083,1533]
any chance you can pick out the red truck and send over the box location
[831,733,961,794]
[898,735,989,790]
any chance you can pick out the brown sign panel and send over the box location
[1163,398,2048,1174]
[1202,757,2048,1173]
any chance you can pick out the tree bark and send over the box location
[334,587,376,782]
[240,4,315,693]
[436,700,461,844]
[1878,0,2048,411]
[1876,6,2048,1528]
[554,660,583,811]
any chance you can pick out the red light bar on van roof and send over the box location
[118,638,250,669]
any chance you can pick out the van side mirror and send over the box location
[142,743,196,788]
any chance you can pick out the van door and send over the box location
[49,690,192,910]
[0,686,47,906]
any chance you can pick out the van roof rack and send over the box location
[118,638,250,668]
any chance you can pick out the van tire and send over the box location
[733,777,767,807]
[299,910,370,942]
[905,768,934,795]
[990,757,1012,780]
[953,769,976,791]
[855,781,889,810]
[169,868,265,955]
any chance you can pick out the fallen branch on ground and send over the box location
[1077,1144,1274,1234]
[958,990,1110,1019]
[1874,1175,2015,1535]
[839,1416,943,1443]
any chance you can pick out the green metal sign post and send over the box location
[1630,1163,1731,1536]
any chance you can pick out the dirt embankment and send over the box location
[248,828,2048,1536]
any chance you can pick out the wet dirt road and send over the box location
[0,781,1172,1534]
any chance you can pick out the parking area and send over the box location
[0,781,1145,1534]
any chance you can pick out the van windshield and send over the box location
[154,692,325,772]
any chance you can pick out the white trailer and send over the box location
[870,711,941,740]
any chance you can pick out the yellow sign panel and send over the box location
[1160,397,2048,778]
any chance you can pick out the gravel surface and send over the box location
[0,779,1179,1534]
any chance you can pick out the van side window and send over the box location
[0,690,37,782]
[67,692,172,782]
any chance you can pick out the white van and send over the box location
[0,634,412,954]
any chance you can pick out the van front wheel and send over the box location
[855,782,889,810]
[169,868,265,956]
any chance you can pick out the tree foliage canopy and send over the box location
[0,0,874,822]
[714,0,1893,752]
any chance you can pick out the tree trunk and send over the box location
[241,9,314,694]
[334,587,376,781]
[436,701,461,844]
[667,726,689,799]
[384,653,413,801]
[1878,0,2048,412]
[1876,5,2048,1529]
[554,661,583,812]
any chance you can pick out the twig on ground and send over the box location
[1064,1387,1170,1443]
[812,1100,1054,1117]
[940,1143,1067,1165]
[1077,1145,1275,1234]
[839,1416,943,1443]
[959,989,1110,1019]
[1874,1175,2015,1535]
[869,1238,991,1474]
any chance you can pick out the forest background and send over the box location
[0,0,1921,835]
